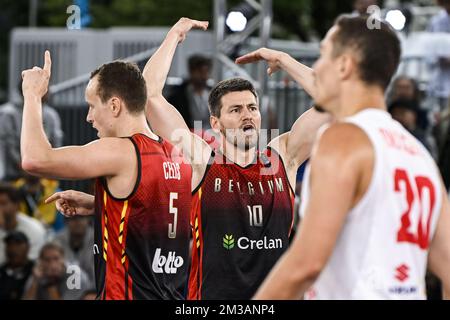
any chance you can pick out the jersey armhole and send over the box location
[101,137,142,201]
[192,150,215,195]
[266,146,296,196]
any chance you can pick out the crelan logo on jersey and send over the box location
[222,234,283,250]
[223,235,235,250]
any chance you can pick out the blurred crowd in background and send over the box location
[1,0,450,300]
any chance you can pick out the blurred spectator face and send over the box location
[67,216,89,238]
[6,240,29,268]
[353,0,378,15]
[0,193,19,220]
[392,77,417,101]
[41,247,65,280]
[190,65,211,89]
[390,106,417,131]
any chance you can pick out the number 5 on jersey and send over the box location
[168,192,178,239]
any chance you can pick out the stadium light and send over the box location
[385,9,407,31]
[226,11,248,32]
[225,1,257,33]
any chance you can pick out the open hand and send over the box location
[235,47,285,76]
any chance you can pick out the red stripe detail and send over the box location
[103,197,133,300]
[188,192,203,300]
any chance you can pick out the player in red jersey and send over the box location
[20,47,199,299]
[143,18,330,299]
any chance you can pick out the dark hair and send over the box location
[388,98,419,114]
[331,15,401,90]
[208,78,258,117]
[188,55,212,72]
[0,183,21,204]
[90,61,147,114]
[39,242,64,259]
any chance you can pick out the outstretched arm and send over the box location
[236,47,316,98]
[236,48,331,188]
[143,18,212,189]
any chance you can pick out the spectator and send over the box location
[389,76,430,132]
[0,89,63,181]
[53,216,95,284]
[167,54,212,130]
[22,242,90,300]
[352,0,379,16]
[388,99,434,152]
[426,0,450,112]
[0,231,34,300]
[14,172,63,231]
[0,183,46,265]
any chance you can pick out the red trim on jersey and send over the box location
[188,188,204,300]
[102,195,133,300]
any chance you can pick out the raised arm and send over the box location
[143,18,209,136]
[143,18,212,189]
[236,47,316,98]
[20,51,135,181]
[236,48,332,188]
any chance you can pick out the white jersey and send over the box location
[300,109,443,300]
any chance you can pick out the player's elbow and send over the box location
[291,259,324,287]
[21,156,49,176]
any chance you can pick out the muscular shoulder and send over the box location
[311,122,374,176]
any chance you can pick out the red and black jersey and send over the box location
[94,134,192,300]
[188,148,294,300]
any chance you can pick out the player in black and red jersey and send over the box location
[20,23,207,299]
[143,18,330,300]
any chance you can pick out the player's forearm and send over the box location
[143,31,179,98]
[286,108,332,167]
[20,94,52,173]
[278,52,316,98]
[253,254,318,299]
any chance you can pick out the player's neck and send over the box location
[221,141,257,167]
[114,114,157,139]
[335,83,386,120]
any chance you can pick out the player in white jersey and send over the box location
[239,15,450,299]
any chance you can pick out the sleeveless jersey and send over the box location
[301,109,443,300]
[188,148,295,300]
[94,134,192,300]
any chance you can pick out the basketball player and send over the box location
[20,52,193,299]
[249,15,450,299]
[47,18,330,299]
[143,18,330,299]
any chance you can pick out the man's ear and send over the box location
[110,97,122,117]
[210,115,221,133]
[337,53,356,81]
